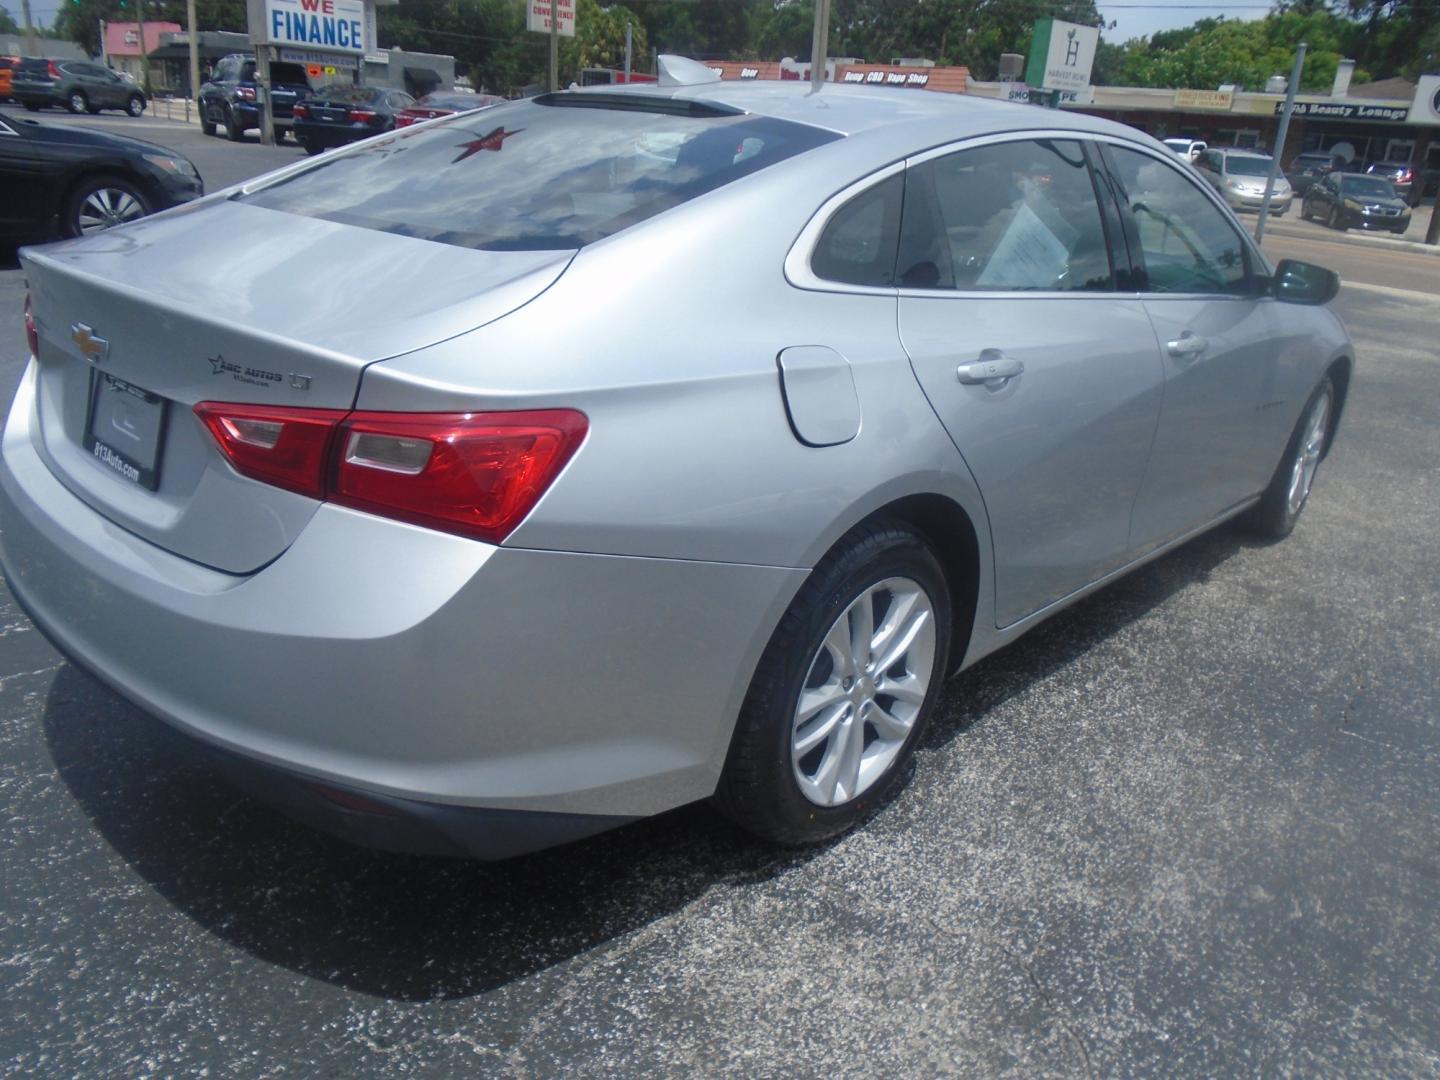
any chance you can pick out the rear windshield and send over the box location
[18,58,51,75]
[241,94,840,250]
[1225,156,1273,177]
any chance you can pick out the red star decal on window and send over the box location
[452,126,525,163]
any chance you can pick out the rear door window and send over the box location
[897,138,1114,292]
[242,94,841,250]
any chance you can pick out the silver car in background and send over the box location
[1196,146,1294,214]
[1,61,1352,858]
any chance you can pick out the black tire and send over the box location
[1246,376,1336,540]
[201,114,216,136]
[67,90,87,114]
[60,174,152,238]
[714,520,952,846]
[224,106,244,142]
[23,102,41,112]
[126,94,145,117]
[302,141,323,156]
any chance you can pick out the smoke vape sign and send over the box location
[1025,19,1098,93]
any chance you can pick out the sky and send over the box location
[13,0,1274,49]
[1098,0,1272,42]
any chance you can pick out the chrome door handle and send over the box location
[957,352,1024,384]
[1166,333,1208,358]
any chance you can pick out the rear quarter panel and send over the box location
[353,146,991,575]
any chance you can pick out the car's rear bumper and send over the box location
[293,120,381,148]
[0,361,802,851]
[11,87,65,107]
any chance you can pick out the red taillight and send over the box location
[47,61,60,78]
[292,102,309,119]
[394,114,413,127]
[23,294,38,357]
[331,410,588,542]
[194,404,587,543]
[347,107,378,122]
[236,85,256,102]
[194,403,348,498]
[1399,169,1413,182]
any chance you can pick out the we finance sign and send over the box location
[264,0,365,52]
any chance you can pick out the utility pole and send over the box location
[136,0,152,96]
[20,0,35,55]
[624,21,632,83]
[1256,42,1306,244]
[809,0,831,93]
[548,0,559,90]
[185,0,200,102]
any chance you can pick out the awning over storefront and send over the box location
[403,66,442,97]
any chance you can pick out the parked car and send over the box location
[1162,137,1206,162]
[1363,160,1416,204]
[1285,150,1337,196]
[2,70,1351,859]
[10,57,147,116]
[292,84,414,153]
[394,91,504,128]
[1301,171,1411,233]
[1195,147,1292,214]
[0,109,202,242]
[0,56,17,102]
[198,55,311,142]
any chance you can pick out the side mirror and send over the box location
[1271,258,1339,306]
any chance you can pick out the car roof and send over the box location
[564,79,1178,159]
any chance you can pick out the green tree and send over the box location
[561,0,649,75]
[0,5,21,35]
[1116,11,1355,92]
[639,0,765,58]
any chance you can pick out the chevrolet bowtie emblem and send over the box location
[71,323,109,364]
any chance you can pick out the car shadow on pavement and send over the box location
[40,520,1251,1002]
[922,520,1250,748]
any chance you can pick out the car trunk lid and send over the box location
[20,199,572,573]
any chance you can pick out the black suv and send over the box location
[11,57,148,116]
[198,55,311,142]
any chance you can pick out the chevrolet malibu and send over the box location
[0,60,1352,859]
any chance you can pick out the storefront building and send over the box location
[101,21,183,86]
[703,56,1437,184]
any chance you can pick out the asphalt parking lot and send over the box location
[1,115,1438,1077]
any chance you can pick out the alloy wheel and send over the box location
[76,188,146,234]
[1286,387,1332,517]
[790,576,936,807]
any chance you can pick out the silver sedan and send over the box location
[0,59,1352,858]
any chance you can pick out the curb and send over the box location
[1260,218,1440,258]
